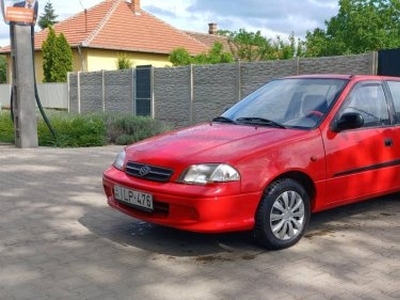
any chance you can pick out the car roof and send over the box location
[284,74,400,81]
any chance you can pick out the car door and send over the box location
[323,81,400,205]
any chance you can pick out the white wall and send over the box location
[0,83,68,110]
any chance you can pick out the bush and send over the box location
[104,113,172,145]
[0,111,172,147]
[0,111,14,143]
[37,111,107,147]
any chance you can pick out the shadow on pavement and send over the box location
[79,209,262,257]
[79,193,400,257]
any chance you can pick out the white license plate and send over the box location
[114,185,153,211]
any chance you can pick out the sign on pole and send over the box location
[1,0,38,25]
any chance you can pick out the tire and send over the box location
[254,178,310,250]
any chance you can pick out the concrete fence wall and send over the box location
[153,53,376,127]
[68,52,376,128]
[1,52,377,129]
[68,69,135,114]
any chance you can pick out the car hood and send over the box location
[125,123,313,165]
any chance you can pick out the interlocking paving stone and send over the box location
[1,144,400,299]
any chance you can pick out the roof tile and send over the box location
[3,0,209,55]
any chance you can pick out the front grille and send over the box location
[125,162,174,182]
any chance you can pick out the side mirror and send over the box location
[331,112,364,132]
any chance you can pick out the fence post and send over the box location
[189,64,194,124]
[77,71,81,114]
[150,66,155,119]
[237,60,241,102]
[102,69,106,112]
[67,72,71,112]
[371,51,378,75]
[131,68,136,115]
[296,57,300,75]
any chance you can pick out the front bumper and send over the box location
[102,167,262,233]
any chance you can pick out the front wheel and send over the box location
[254,178,310,250]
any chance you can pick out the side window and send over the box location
[339,83,389,128]
[387,81,400,124]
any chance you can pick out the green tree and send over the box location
[224,28,273,61]
[38,1,58,30]
[303,28,329,57]
[116,54,133,69]
[42,27,73,82]
[0,55,7,83]
[52,33,73,82]
[169,29,304,66]
[193,42,234,64]
[169,42,234,66]
[271,33,305,60]
[305,0,400,57]
[168,48,192,66]
[219,29,303,61]
[42,27,57,82]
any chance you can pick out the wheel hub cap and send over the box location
[270,190,305,241]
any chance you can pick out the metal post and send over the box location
[11,24,38,148]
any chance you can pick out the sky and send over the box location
[0,0,339,47]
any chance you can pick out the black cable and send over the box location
[10,78,14,121]
[9,24,56,139]
[31,25,56,138]
[9,25,14,122]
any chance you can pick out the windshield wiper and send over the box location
[236,117,286,129]
[212,116,237,124]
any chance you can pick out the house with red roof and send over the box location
[1,0,217,82]
[185,23,233,54]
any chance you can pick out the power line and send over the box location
[78,0,85,10]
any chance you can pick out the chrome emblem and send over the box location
[138,165,151,176]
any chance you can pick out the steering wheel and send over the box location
[306,110,324,117]
[305,110,324,123]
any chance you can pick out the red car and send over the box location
[103,74,400,250]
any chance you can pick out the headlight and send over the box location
[180,164,240,185]
[113,150,127,171]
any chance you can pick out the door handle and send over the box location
[384,138,393,147]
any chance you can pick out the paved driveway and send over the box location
[1,144,400,300]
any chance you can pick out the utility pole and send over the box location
[11,24,38,148]
[1,0,39,148]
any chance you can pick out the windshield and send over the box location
[221,78,348,129]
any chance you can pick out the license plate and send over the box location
[114,185,153,211]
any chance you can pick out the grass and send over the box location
[0,110,173,147]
